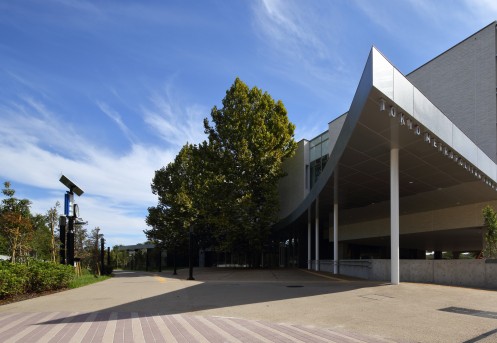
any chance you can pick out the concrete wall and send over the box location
[278,139,309,219]
[407,23,497,162]
[336,259,497,289]
[327,113,347,156]
[335,198,497,242]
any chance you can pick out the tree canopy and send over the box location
[146,78,296,263]
[0,182,33,262]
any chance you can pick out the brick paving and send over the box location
[3,269,497,342]
[0,311,394,343]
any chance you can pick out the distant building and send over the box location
[276,22,497,285]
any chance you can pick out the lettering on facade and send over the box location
[384,100,495,191]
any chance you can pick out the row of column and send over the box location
[306,146,400,285]
[307,170,339,274]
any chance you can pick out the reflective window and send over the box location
[309,132,329,188]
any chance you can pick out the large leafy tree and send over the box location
[203,78,297,255]
[145,145,200,255]
[147,78,296,265]
[0,182,33,262]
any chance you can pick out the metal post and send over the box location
[315,196,320,271]
[187,226,195,280]
[100,237,105,273]
[158,247,162,273]
[146,248,149,272]
[173,248,177,275]
[59,216,66,264]
[334,170,339,275]
[391,147,400,285]
[67,216,74,266]
[307,208,311,270]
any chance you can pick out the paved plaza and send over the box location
[1,268,497,342]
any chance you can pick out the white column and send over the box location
[315,197,320,271]
[333,171,339,274]
[391,147,400,285]
[307,208,311,270]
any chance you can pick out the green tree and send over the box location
[0,182,33,262]
[0,232,7,255]
[203,78,297,256]
[74,220,90,264]
[46,201,60,263]
[147,78,296,266]
[482,205,497,258]
[86,227,103,275]
[111,245,131,269]
[146,145,202,271]
[30,213,52,260]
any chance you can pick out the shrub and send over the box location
[0,260,74,298]
[26,260,74,293]
[0,261,28,298]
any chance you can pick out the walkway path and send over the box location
[1,268,497,342]
[0,311,391,342]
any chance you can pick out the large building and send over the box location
[275,22,497,285]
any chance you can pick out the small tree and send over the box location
[46,201,60,263]
[74,220,90,265]
[87,227,103,275]
[0,182,33,263]
[482,205,497,258]
[30,213,52,260]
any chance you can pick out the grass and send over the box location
[68,272,111,289]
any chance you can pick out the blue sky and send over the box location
[1,0,496,247]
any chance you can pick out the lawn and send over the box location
[69,273,111,289]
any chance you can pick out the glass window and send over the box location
[308,132,330,189]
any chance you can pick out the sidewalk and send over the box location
[1,268,497,342]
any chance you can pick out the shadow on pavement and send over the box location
[39,268,385,324]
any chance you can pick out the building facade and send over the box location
[275,22,497,285]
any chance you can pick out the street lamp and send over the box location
[59,175,84,266]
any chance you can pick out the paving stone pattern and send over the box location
[0,311,394,343]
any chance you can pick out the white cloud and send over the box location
[463,0,497,23]
[250,0,359,110]
[0,93,180,246]
[406,0,497,28]
[143,85,208,147]
[257,0,328,58]
[29,194,149,246]
[97,101,137,145]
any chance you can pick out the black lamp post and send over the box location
[59,175,84,266]
[187,225,195,280]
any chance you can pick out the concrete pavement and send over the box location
[1,268,497,342]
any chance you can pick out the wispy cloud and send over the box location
[97,101,136,145]
[406,0,497,28]
[251,0,346,84]
[0,91,178,245]
[467,0,497,16]
[257,0,328,60]
[143,85,208,147]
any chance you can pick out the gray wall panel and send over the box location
[408,24,497,162]
[278,140,308,219]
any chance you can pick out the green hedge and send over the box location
[0,260,75,299]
